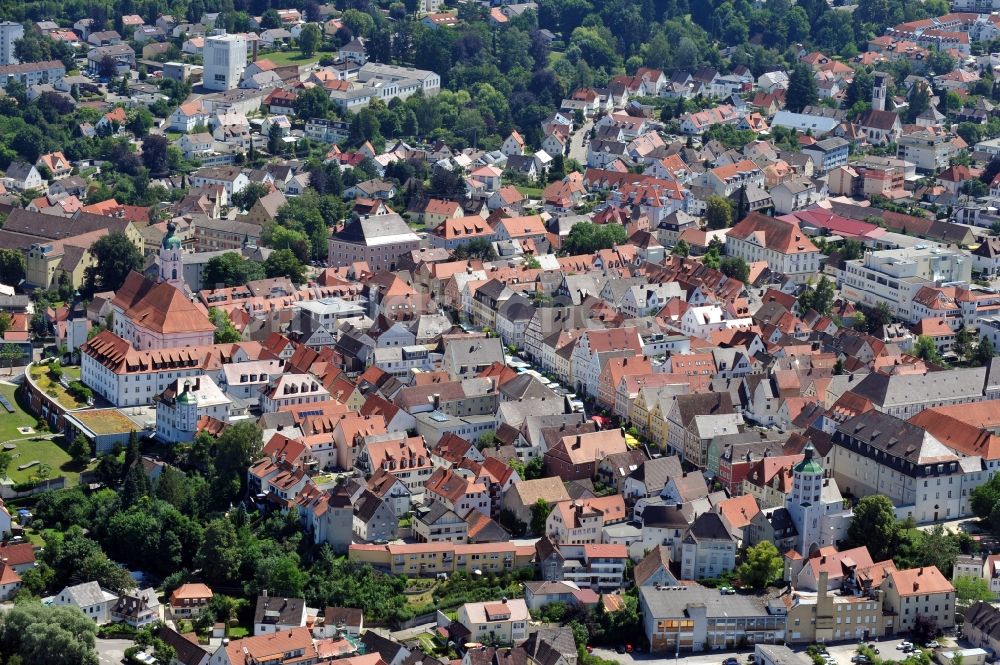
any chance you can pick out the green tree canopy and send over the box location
[786,62,818,113]
[202,252,265,288]
[736,541,784,589]
[0,603,99,665]
[705,195,733,230]
[848,495,900,562]
[563,222,627,255]
[83,232,142,296]
[264,249,306,284]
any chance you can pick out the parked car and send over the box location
[925,642,941,649]
[625,645,633,654]
[720,586,736,595]
[852,656,871,664]
[897,642,913,651]
[723,658,739,665]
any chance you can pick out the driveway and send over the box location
[96,638,132,665]
[568,120,592,165]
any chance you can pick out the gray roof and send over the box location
[641,504,690,529]
[686,511,734,541]
[848,367,986,408]
[5,161,35,180]
[629,455,683,493]
[834,410,958,466]
[253,594,305,626]
[62,581,117,607]
[497,396,566,429]
[335,213,417,245]
[640,583,770,619]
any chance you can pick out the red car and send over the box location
[625,645,633,654]
[586,646,593,654]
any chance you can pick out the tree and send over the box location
[0,248,25,286]
[0,602,100,665]
[453,238,497,261]
[917,525,960,578]
[563,222,627,255]
[530,498,552,535]
[672,240,690,257]
[126,109,153,138]
[719,257,750,283]
[295,86,331,121]
[196,519,243,585]
[975,337,996,366]
[954,575,994,602]
[786,62,818,113]
[907,83,931,124]
[798,276,835,315]
[705,195,733,230]
[83,233,142,295]
[524,456,544,480]
[848,495,900,562]
[98,55,117,79]
[268,123,283,155]
[260,9,281,28]
[955,326,975,363]
[209,308,242,344]
[202,252,265,288]
[141,134,170,175]
[299,23,322,58]
[264,249,306,284]
[736,541,783,589]
[68,435,90,465]
[914,335,944,365]
[231,182,271,211]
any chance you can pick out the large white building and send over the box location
[829,411,973,524]
[0,22,24,66]
[726,213,822,284]
[840,246,972,322]
[154,376,232,443]
[203,33,247,91]
[81,331,262,407]
[328,62,441,111]
[898,128,959,172]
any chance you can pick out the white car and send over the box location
[897,642,913,651]
[924,642,941,649]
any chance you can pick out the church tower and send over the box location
[787,442,824,554]
[872,72,888,112]
[158,221,184,288]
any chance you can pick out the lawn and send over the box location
[227,626,249,639]
[516,185,544,199]
[260,50,321,67]
[0,384,38,444]
[28,365,88,411]
[5,435,78,486]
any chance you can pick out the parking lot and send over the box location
[592,635,954,665]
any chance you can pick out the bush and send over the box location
[66,381,92,402]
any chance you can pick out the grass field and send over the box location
[516,185,544,199]
[259,50,321,67]
[0,382,87,486]
[6,436,77,485]
[0,384,38,444]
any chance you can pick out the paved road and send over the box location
[568,120,592,165]
[96,638,132,665]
